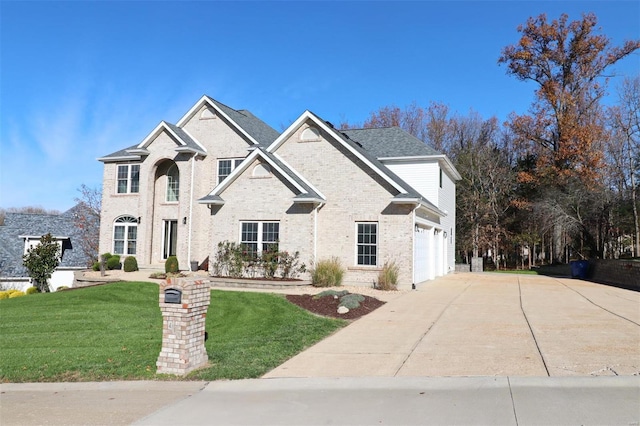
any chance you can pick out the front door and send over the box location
[163,220,178,259]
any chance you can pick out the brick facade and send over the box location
[156,277,210,375]
[99,96,459,292]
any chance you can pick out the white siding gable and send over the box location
[383,160,440,207]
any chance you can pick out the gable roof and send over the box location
[0,207,90,278]
[199,147,325,205]
[266,111,445,216]
[99,95,279,163]
[98,121,206,162]
[177,95,279,146]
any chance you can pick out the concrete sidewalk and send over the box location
[3,377,638,425]
[265,273,640,378]
[134,376,640,426]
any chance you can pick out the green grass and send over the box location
[0,282,345,383]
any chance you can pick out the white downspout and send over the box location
[412,206,418,287]
[187,155,195,266]
[313,202,324,265]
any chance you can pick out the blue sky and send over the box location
[1,1,638,212]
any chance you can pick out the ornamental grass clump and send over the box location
[26,286,39,295]
[311,257,344,287]
[377,260,399,291]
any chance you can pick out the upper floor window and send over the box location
[117,164,140,194]
[218,158,243,184]
[356,222,377,266]
[240,221,279,258]
[113,215,137,255]
[166,164,179,202]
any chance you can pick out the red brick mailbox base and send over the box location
[156,277,210,375]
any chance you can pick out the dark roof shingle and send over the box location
[341,127,441,158]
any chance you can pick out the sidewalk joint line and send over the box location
[555,280,640,327]
[392,282,472,377]
[507,376,519,426]
[518,278,550,377]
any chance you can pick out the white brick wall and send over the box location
[99,106,255,269]
[274,122,415,289]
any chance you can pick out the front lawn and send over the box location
[0,282,345,382]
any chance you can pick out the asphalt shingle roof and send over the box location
[207,97,279,146]
[341,127,442,158]
[100,97,279,160]
[0,207,90,278]
[164,122,204,152]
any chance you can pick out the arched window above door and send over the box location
[166,164,179,202]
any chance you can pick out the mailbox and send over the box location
[164,288,182,304]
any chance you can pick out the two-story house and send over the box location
[98,95,460,290]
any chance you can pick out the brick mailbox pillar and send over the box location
[156,277,210,375]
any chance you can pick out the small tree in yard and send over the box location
[22,233,61,293]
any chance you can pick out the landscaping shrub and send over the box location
[123,256,139,272]
[261,245,279,279]
[9,291,25,298]
[311,257,344,287]
[106,255,121,270]
[313,289,349,299]
[339,293,365,309]
[26,286,39,295]
[0,291,9,300]
[213,241,307,280]
[165,256,179,273]
[279,251,306,279]
[56,286,69,291]
[92,262,101,271]
[377,260,399,291]
[213,241,243,278]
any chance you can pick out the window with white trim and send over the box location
[166,164,179,202]
[356,222,377,266]
[113,216,138,255]
[240,221,279,258]
[218,158,243,184]
[117,164,140,194]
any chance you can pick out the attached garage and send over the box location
[414,225,447,285]
[414,225,430,284]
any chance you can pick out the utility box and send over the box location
[156,277,210,375]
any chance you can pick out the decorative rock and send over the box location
[337,306,350,315]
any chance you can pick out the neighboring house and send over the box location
[0,206,90,291]
[98,95,461,290]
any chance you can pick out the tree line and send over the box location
[342,13,640,269]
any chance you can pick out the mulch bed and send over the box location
[286,293,386,320]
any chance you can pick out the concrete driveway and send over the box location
[265,273,640,378]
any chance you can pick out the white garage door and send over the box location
[414,227,429,283]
